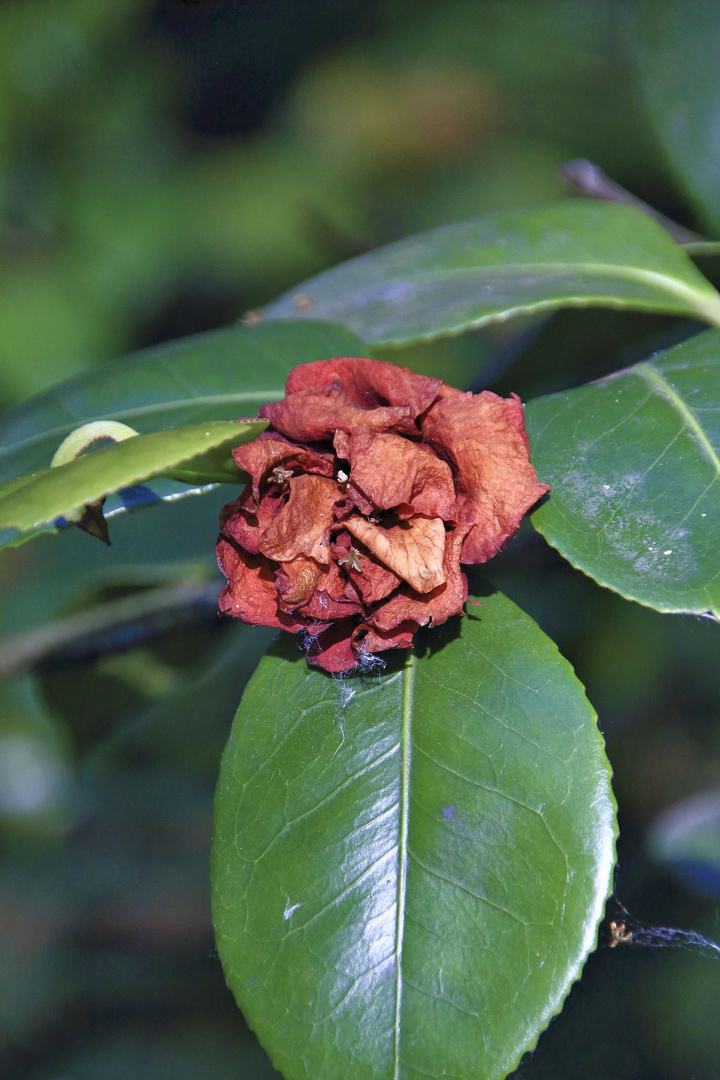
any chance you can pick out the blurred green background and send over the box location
[1,1,719,1078]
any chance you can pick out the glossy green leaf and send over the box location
[0,421,262,543]
[526,328,720,617]
[0,320,368,487]
[635,0,720,235]
[262,201,720,346]
[212,591,616,1080]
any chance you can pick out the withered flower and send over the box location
[216,358,549,673]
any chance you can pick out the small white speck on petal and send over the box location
[663,550,672,555]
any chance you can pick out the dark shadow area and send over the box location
[151,0,384,137]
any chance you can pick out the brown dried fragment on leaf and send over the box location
[217,356,549,673]
[76,499,111,545]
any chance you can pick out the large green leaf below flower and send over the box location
[212,591,616,1080]
[526,327,720,618]
[262,201,720,345]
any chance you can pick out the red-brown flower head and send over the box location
[216,357,549,673]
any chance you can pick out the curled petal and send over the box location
[351,621,418,658]
[285,356,442,415]
[260,384,418,442]
[319,557,354,602]
[370,526,469,632]
[216,538,289,629]
[347,429,455,517]
[258,474,341,565]
[422,390,550,563]
[296,589,364,622]
[275,555,321,605]
[233,437,334,500]
[220,488,283,556]
[305,620,358,674]
[345,515,447,594]
[332,534,403,605]
[333,429,351,461]
[291,560,365,621]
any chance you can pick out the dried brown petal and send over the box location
[351,621,418,658]
[232,436,334,500]
[285,356,442,414]
[258,474,341,565]
[296,589,364,622]
[345,515,447,594]
[333,429,351,461]
[422,390,550,563]
[346,429,455,517]
[292,560,364,621]
[370,526,468,632]
[332,533,403,605]
[217,538,289,629]
[305,620,358,673]
[220,488,283,556]
[274,555,322,606]
[260,384,418,442]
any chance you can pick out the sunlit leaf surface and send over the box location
[263,201,720,345]
[526,328,720,618]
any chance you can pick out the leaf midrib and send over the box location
[634,362,720,474]
[309,260,717,301]
[394,651,414,1080]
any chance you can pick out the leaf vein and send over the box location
[635,362,720,473]
[394,652,414,1080]
[407,848,528,926]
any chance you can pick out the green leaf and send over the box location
[262,201,720,346]
[635,0,720,235]
[212,592,616,1080]
[0,320,368,487]
[526,328,720,618]
[0,421,262,544]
